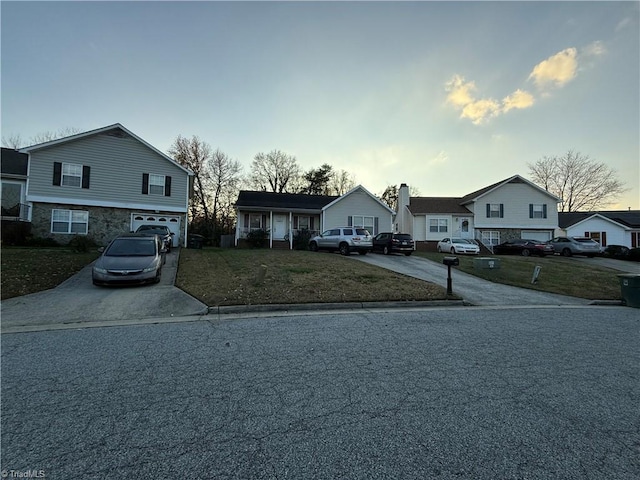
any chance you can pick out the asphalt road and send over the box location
[2,307,638,479]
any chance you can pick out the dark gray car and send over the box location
[92,234,166,286]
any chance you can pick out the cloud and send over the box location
[528,48,578,89]
[582,41,606,57]
[445,75,534,125]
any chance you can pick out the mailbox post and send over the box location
[443,256,459,296]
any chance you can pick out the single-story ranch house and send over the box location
[558,210,640,249]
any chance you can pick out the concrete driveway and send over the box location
[353,253,594,306]
[0,249,208,331]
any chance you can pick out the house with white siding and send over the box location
[396,175,561,249]
[20,124,193,246]
[558,211,640,249]
[234,185,394,248]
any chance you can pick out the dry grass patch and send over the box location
[1,247,99,300]
[176,248,450,306]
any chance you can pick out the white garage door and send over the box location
[131,213,181,247]
[521,230,552,242]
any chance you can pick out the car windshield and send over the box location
[105,239,156,256]
[574,238,597,243]
[395,234,412,240]
[452,238,471,244]
[140,229,166,235]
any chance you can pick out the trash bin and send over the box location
[617,274,640,308]
[187,234,204,249]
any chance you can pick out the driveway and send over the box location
[0,249,208,331]
[353,253,592,306]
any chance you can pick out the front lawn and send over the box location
[176,248,452,306]
[1,247,100,300]
[416,251,622,300]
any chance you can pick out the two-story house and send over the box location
[20,124,193,246]
[396,175,561,249]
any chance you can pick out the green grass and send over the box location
[176,248,452,306]
[415,251,622,300]
[1,247,100,300]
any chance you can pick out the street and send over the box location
[2,306,639,479]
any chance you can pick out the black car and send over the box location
[372,233,414,256]
[135,225,174,252]
[493,239,554,257]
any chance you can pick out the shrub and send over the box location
[67,235,98,253]
[629,248,640,262]
[246,228,269,248]
[25,236,60,248]
[293,229,313,250]
[604,245,630,260]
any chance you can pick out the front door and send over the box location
[273,214,287,240]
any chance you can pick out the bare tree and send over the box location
[208,149,243,237]
[528,151,627,212]
[168,135,212,222]
[249,150,301,193]
[2,127,81,149]
[328,169,356,196]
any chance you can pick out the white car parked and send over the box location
[437,238,480,255]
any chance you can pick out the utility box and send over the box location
[474,257,501,270]
[617,274,640,308]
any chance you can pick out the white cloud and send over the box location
[528,48,578,89]
[502,89,535,112]
[582,41,606,57]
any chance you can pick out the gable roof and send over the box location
[322,185,395,214]
[235,190,338,211]
[408,197,472,215]
[20,123,192,176]
[1,148,28,176]
[559,211,640,229]
[460,174,561,204]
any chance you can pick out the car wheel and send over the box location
[339,243,350,256]
[309,242,318,252]
[404,252,412,256]
[522,249,530,256]
[562,248,572,257]
[154,270,162,284]
[451,247,456,254]
[383,245,390,255]
[437,246,442,253]
[358,250,368,255]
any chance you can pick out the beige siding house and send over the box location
[21,124,192,246]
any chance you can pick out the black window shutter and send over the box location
[142,173,149,194]
[53,162,62,186]
[244,214,249,228]
[82,166,91,189]
[543,204,547,219]
[165,176,172,196]
[347,216,353,226]
[486,204,490,218]
[374,217,379,235]
[500,204,504,218]
[602,231,607,246]
[529,204,533,218]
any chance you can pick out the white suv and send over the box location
[309,227,373,255]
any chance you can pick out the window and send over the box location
[429,218,448,233]
[461,220,469,232]
[529,204,547,219]
[294,216,310,230]
[632,232,640,248]
[1,182,22,217]
[482,231,500,246]
[249,214,262,229]
[351,215,374,234]
[142,173,171,196]
[51,209,88,234]
[486,203,504,218]
[53,162,90,188]
[586,231,607,247]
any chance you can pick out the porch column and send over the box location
[289,211,293,249]
[269,211,273,249]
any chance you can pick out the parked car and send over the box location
[373,233,414,256]
[92,233,166,286]
[135,224,174,252]
[546,236,601,257]
[308,227,373,255]
[493,239,554,257]
[437,238,480,255]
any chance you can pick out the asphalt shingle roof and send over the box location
[235,191,338,210]
[559,211,640,229]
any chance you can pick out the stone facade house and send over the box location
[396,175,561,250]
[20,124,193,246]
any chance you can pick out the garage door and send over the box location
[521,230,552,242]
[131,213,181,247]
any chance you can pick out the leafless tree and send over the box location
[207,149,243,237]
[2,127,81,149]
[528,151,627,212]
[168,135,212,222]
[328,169,356,196]
[249,150,301,193]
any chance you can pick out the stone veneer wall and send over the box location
[30,203,185,246]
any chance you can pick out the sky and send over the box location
[2,1,639,209]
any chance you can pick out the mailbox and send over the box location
[443,256,459,266]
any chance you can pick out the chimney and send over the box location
[397,183,410,234]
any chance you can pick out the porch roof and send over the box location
[408,197,472,215]
[235,191,338,212]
